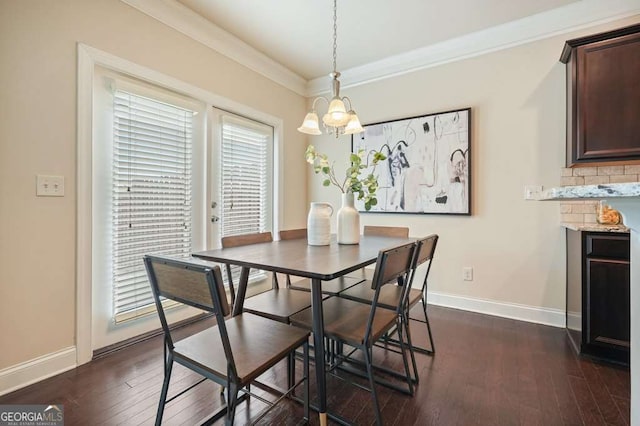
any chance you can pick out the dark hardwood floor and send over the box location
[0,305,630,425]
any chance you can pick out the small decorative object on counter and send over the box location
[597,200,621,225]
[307,202,333,246]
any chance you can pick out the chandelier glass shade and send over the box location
[297,0,364,138]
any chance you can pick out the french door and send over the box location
[209,108,274,284]
[91,70,273,350]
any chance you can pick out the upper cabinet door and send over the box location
[561,24,640,166]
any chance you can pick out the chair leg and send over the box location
[287,352,295,392]
[363,346,382,426]
[324,337,331,364]
[225,382,239,426]
[422,298,435,353]
[303,341,310,422]
[403,313,419,383]
[163,337,168,377]
[155,354,173,426]
[395,318,415,395]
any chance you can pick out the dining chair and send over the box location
[220,231,272,305]
[346,225,410,282]
[221,232,319,324]
[144,255,310,426]
[402,234,439,355]
[339,234,439,381]
[280,228,364,295]
[363,225,410,238]
[290,241,417,426]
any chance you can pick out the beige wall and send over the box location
[308,16,640,313]
[0,0,307,369]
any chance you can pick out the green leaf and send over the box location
[323,179,331,187]
[322,166,330,174]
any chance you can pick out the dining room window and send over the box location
[110,90,195,322]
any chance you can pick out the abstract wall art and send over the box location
[352,108,471,215]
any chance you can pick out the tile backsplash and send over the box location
[560,165,640,224]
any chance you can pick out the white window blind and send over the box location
[112,90,193,320]
[220,115,273,283]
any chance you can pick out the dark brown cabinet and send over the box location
[566,230,630,365]
[561,24,640,166]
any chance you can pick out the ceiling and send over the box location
[177,0,579,80]
[122,0,639,95]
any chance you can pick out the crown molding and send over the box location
[119,0,307,96]
[120,0,639,98]
[308,0,640,96]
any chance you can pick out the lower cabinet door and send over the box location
[586,258,630,362]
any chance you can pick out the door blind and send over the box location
[220,115,273,283]
[112,90,193,320]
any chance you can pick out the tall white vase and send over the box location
[337,193,360,245]
[307,202,333,246]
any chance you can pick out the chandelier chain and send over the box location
[332,0,337,72]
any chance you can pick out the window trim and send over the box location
[77,43,284,365]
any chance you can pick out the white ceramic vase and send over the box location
[307,202,333,246]
[337,193,360,245]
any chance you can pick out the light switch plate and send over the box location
[36,175,65,197]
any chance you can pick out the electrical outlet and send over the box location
[524,185,543,200]
[463,267,473,281]
[36,175,65,197]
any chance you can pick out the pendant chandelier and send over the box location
[297,0,364,138]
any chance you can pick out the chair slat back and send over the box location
[279,228,307,240]
[370,242,416,290]
[221,232,275,290]
[144,255,237,378]
[221,232,273,248]
[406,234,439,299]
[364,242,417,344]
[414,234,438,267]
[363,225,409,238]
[145,255,230,316]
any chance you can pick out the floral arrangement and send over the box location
[305,145,386,211]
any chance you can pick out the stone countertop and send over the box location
[561,222,629,233]
[539,182,640,200]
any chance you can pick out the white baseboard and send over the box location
[0,347,77,397]
[427,291,566,328]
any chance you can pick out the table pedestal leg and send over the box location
[311,278,327,424]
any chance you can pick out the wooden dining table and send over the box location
[192,233,414,425]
